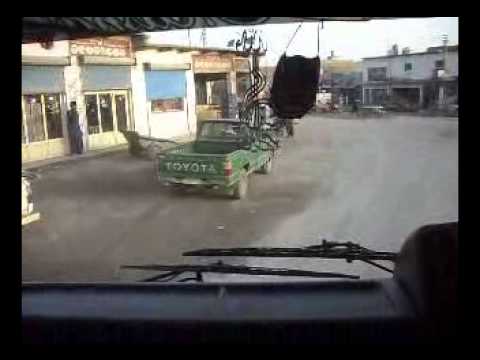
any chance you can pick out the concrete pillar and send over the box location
[227,71,238,119]
[64,56,88,152]
[418,86,424,108]
[185,69,197,135]
[206,81,213,104]
[130,63,149,136]
[438,85,446,108]
[60,93,71,154]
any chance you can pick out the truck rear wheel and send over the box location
[170,183,186,193]
[232,170,248,199]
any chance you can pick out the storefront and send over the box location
[193,54,251,121]
[22,60,70,163]
[72,37,135,151]
[130,38,256,140]
[142,64,191,138]
[22,36,135,163]
[81,64,133,150]
[131,44,196,140]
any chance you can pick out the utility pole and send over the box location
[442,34,448,75]
[201,28,207,48]
[439,34,449,109]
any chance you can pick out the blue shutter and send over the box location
[82,65,132,91]
[22,66,65,94]
[145,70,186,100]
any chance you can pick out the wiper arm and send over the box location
[122,262,359,283]
[183,240,397,273]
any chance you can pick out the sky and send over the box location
[146,17,458,66]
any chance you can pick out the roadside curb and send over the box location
[23,144,128,171]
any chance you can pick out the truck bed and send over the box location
[168,141,245,155]
[157,139,271,187]
[157,141,236,186]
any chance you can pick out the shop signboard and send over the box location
[70,36,132,58]
[233,58,250,73]
[193,55,233,73]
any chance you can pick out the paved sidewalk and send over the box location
[23,144,128,170]
[22,133,196,171]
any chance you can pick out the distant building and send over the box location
[361,44,458,110]
[320,57,362,105]
[262,55,363,107]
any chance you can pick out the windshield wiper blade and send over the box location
[183,240,397,273]
[122,262,360,283]
[183,241,397,261]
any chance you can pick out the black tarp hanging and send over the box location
[270,54,320,119]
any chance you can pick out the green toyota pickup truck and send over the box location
[156,120,276,199]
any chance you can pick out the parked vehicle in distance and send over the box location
[156,120,276,199]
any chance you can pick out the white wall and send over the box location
[362,51,458,82]
[22,41,70,57]
[131,49,197,139]
[445,52,459,77]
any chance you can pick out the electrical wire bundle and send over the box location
[237,50,280,152]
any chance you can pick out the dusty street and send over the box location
[22,114,458,282]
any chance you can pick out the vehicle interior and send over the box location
[22,17,458,345]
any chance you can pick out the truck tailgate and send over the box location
[157,152,227,181]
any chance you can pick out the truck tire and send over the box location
[169,183,186,193]
[259,157,273,174]
[232,170,248,199]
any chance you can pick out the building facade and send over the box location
[131,46,196,140]
[22,36,254,163]
[22,37,135,163]
[130,37,252,140]
[362,45,458,110]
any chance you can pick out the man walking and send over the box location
[67,101,84,154]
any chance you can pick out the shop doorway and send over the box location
[391,87,421,111]
[194,73,228,121]
[84,90,132,150]
[22,93,68,163]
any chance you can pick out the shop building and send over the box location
[22,35,256,163]
[131,36,253,140]
[22,41,71,163]
[22,36,135,163]
[361,44,458,110]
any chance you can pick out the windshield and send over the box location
[22,17,458,283]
